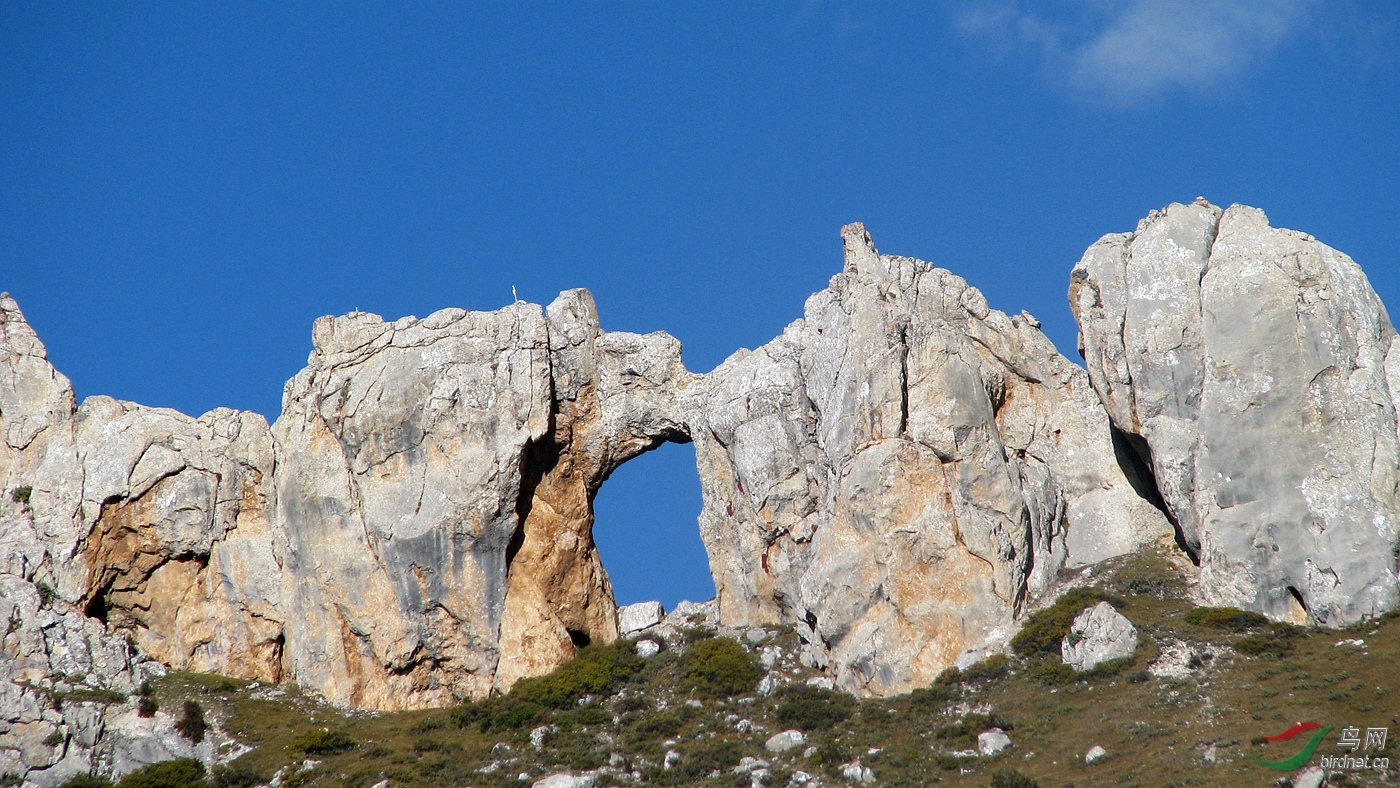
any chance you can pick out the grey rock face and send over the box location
[691,224,1170,696]
[1071,200,1400,625]
[978,728,1012,756]
[0,295,243,786]
[617,601,665,634]
[272,303,555,708]
[1061,602,1137,671]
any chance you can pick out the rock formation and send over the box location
[690,223,1170,696]
[1061,601,1137,671]
[1071,199,1400,626]
[6,201,1397,784]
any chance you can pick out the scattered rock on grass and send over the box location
[532,773,595,788]
[978,728,1012,755]
[1085,745,1108,765]
[766,730,807,753]
[840,760,875,784]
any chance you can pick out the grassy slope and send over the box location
[150,548,1399,788]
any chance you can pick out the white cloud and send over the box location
[957,0,1320,105]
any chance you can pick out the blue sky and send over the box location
[3,2,1397,608]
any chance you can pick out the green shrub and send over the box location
[813,740,852,776]
[1185,607,1268,631]
[36,583,56,608]
[1010,588,1125,657]
[674,740,744,781]
[908,682,960,713]
[773,685,856,731]
[962,653,1010,681]
[57,776,114,788]
[12,486,32,504]
[137,696,158,718]
[1084,656,1133,679]
[288,729,356,755]
[115,759,208,788]
[1236,624,1304,658]
[680,637,762,698]
[990,766,1039,788]
[510,639,644,709]
[1119,576,1171,598]
[210,763,264,788]
[452,696,546,731]
[175,701,206,744]
[622,705,698,747]
[57,688,127,707]
[1029,661,1078,686]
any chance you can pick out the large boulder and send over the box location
[1061,601,1137,671]
[691,223,1171,696]
[1070,200,1400,625]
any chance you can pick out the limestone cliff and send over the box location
[691,223,1171,696]
[5,203,1399,786]
[1071,199,1400,626]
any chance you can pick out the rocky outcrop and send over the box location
[1071,200,1400,626]
[690,223,1171,696]
[1061,601,1137,671]
[0,296,244,786]
[23,201,1394,779]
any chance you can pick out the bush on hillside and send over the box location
[115,759,208,788]
[773,684,856,731]
[174,701,206,744]
[453,639,645,731]
[1185,606,1268,631]
[680,637,762,698]
[510,639,644,709]
[990,767,1039,788]
[288,729,356,755]
[56,776,113,788]
[1235,624,1304,658]
[962,653,1010,681]
[210,763,264,788]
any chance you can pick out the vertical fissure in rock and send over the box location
[1109,424,1195,564]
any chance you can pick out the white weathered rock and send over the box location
[1062,602,1137,671]
[839,760,876,784]
[634,639,660,658]
[733,756,771,773]
[1085,745,1108,764]
[1293,765,1325,788]
[978,728,1012,755]
[1071,200,1400,626]
[692,224,1170,696]
[618,601,665,634]
[765,730,807,754]
[532,774,595,788]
